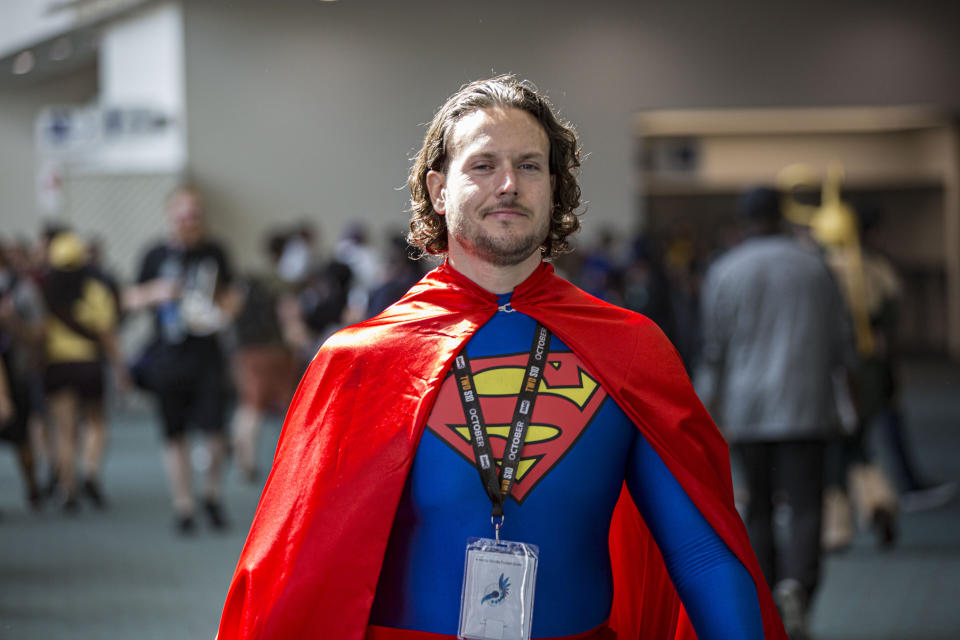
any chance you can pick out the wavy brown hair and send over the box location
[408,75,582,259]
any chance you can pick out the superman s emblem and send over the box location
[426,351,607,503]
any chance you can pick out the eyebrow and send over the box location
[517,151,547,161]
[464,151,548,162]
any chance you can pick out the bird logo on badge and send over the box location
[480,573,510,606]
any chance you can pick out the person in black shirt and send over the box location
[0,244,45,511]
[125,187,240,534]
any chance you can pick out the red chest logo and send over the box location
[426,351,606,503]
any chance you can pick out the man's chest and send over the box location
[422,346,622,507]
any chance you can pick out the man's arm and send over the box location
[0,357,13,425]
[122,278,179,312]
[91,279,131,392]
[211,243,243,321]
[625,430,764,640]
[123,246,177,312]
[1,284,38,344]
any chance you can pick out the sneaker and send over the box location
[175,513,197,536]
[774,579,808,640]
[242,466,260,484]
[43,472,59,499]
[61,495,80,515]
[27,487,44,512]
[82,478,108,510]
[900,481,957,513]
[821,487,854,552]
[872,507,897,550]
[203,499,229,531]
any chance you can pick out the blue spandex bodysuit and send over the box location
[371,297,763,639]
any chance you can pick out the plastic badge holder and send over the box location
[458,537,539,640]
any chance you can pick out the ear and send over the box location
[426,170,447,215]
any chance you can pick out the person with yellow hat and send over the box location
[41,231,127,512]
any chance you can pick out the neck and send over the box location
[447,250,542,295]
[171,236,201,250]
[746,220,781,238]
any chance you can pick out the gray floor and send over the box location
[0,360,958,639]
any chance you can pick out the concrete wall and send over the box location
[0,62,99,238]
[181,0,960,268]
[4,2,959,271]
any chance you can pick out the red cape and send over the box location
[217,262,786,640]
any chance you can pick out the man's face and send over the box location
[427,107,553,268]
[167,190,205,247]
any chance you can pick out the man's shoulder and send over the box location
[711,236,817,273]
[137,242,172,274]
[192,239,230,261]
[141,241,171,260]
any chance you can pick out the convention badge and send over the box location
[458,537,539,640]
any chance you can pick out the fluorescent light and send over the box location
[50,37,74,61]
[13,51,35,75]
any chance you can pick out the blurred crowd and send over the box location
[1,184,955,636]
[1,225,123,517]
[0,193,683,528]
[0,187,429,533]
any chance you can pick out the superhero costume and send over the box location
[370,301,762,638]
[218,261,787,640]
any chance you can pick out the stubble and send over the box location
[450,197,550,266]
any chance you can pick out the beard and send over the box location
[448,199,550,267]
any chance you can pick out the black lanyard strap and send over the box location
[453,323,552,519]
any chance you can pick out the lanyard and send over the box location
[453,323,552,532]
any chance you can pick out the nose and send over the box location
[498,167,518,196]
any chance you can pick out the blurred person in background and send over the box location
[696,187,856,639]
[86,236,123,318]
[0,241,45,512]
[663,224,704,373]
[3,237,43,287]
[576,227,623,303]
[228,232,300,483]
[219,75,784,640]
[621,235,675,349]
[33,225,70,279]
[15,224,71,494]
[228,224,352,476]
[274,224,352,373]
[366,233,427,317]
[125,186,240,534]
[820,205,955,552]
[335,220,384,323]
[0,354,20,516]
[40,232,127,512]
[852,207,956,511]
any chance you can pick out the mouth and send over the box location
[482,207,529,220]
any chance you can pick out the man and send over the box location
[696,187,855,639]
[0,242,45,510]
[218,76,785,639]
[40,232,127,511]
[849,207,955,512]
[126,187,239,534]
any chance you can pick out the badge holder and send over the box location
[458,518,539,640]
[454,327,549,640]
